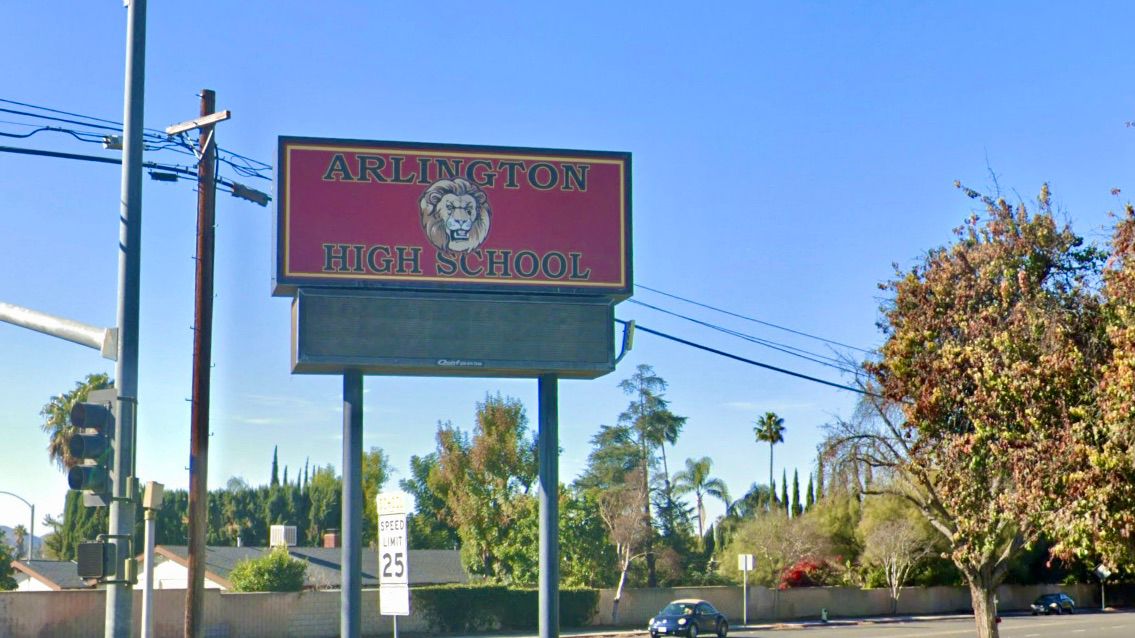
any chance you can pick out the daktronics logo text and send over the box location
[437,359,484,368]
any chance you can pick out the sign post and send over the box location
[378,492,410,636]
[1096,564,1112,611]
[738,554,754,625]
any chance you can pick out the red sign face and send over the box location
[275,137,631,297]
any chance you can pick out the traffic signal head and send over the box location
[66,388,116,498]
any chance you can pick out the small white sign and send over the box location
[738,554,754,571]
[381,583,410,616]
[377,492,410,616]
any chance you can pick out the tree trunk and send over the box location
[612,554,630,624]
[641,447,657,587]
[769,443,774,498]
[967,574,1000,638]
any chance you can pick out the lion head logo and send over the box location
[419,178,491,254]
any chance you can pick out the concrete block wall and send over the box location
[0,582,1104,636]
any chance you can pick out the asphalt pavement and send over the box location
[434,609,1133,638]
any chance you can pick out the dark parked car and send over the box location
[648,599,728,638]
[1031,593,1075,615]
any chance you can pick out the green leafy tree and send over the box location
[753,411,785,497]
[401,454,460,550]
[859,495,936,612]
[39,373,111,471]
[866,184,1106,638]
[616,364,682,586]
[361,447,391,546]
[305,465,341,544]
[428,393,537,582]
[671,456,730,540]
[719,510,833,588]
[0,529,16,590]
[1054,204,1135,565]
[559,488,619,587]
[41,491,107,560]
[229,546,307,591]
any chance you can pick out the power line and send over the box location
[0,97,129,129]
[0,144,269,202]
[0,97,273,181]
[618,319,877,397]
[628,298,864,376]
[637,283,874,354]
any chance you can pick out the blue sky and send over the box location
[1,2,1133,535]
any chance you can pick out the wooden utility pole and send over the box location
[184,89,219,638]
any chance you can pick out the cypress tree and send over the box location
[806,474,815,511]
[270,445,280,487]
[791,469,802,517]
[781,469,789,516]
[816,452,825,501]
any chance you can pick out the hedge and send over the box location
[412,584,598,632]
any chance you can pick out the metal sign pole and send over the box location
[538,375,560,638]
[342,371,364,638]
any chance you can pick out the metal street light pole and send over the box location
[0,491,34,560]
[109,0,147,635]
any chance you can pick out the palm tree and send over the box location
[643,409,686,503]
[753,411,785,495]
[672,456,731,539]
[12,524,28,559]
[39,373,111,471]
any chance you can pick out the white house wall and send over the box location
[136,559,225,590]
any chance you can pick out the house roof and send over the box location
[150,546,467,589]
[11,560,97,590]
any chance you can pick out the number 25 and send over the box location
[382,552,405,578]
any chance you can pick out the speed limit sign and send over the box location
[377,492,410,616]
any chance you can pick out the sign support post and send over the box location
[342,371,364,638]
[1096,564,1112,611]
[538,375,560,638]
[738,554,754,625]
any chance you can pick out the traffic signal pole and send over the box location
[109,0,147,635]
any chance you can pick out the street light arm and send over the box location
[0,490,35,560]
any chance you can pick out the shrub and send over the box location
[412,584,598,632]
[778,558,837,589]
[229,547,307,592]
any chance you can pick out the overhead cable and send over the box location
[637,283,874,354]
[616,319,877,397]
[628,298,863,376]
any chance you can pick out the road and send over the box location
[723,610,1135,638]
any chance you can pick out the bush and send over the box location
[778,558,838,589]
[413,584,598,632]
[229,547,307,592]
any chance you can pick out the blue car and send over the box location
[648,599,729,638]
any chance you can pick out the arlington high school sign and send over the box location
[275,137,632,378]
